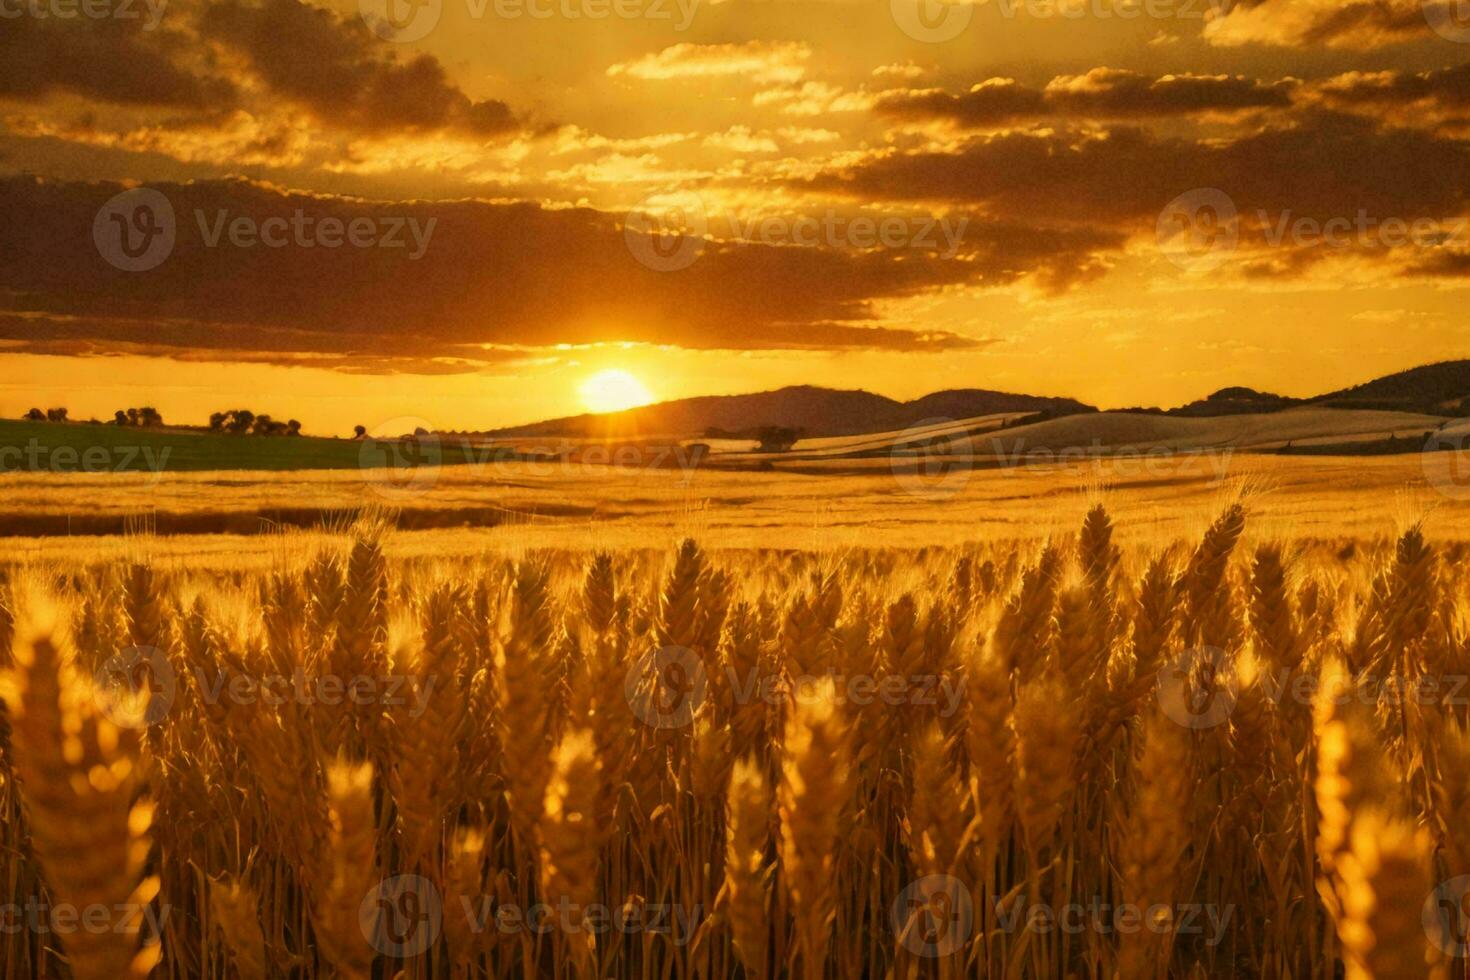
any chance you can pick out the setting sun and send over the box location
[580,369,655,415]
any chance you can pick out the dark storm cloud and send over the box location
[0,0,523,142]
[877,70,1295,127]
[198,0,519,137]
[0,176,1112,371]
[812,112,1470,228]
[1312,64,1470,111]
[0,17,236,109]
[1203,0,1439,49]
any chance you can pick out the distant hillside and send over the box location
[1311,360,1470,416]
[1169,387,1304,417]
[491,385,1096,440]
[492,360,1470,442]
[1094,363,1470,422]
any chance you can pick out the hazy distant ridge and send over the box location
[492,385,1094,439]
[492,361,1470,440]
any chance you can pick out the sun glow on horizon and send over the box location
[580,368,655,415]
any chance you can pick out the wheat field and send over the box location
[2,497,1470,979]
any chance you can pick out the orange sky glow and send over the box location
[3,0,1470,434]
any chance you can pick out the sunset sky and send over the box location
[4,0,1470,434]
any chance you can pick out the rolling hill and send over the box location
[1311,360,1470,415]
[496,360,1470,442]
[489,385,1095,440]
[1163,387,1304,417]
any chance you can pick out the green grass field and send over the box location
[0,419,498,473]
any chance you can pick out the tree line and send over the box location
[24,406,168,427]
[22,406,305,437]
[208,410,302,437]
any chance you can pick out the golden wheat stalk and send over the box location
[964,642,1016,851]
[2,590,159,980]
[311,758,378,980]
[386,593,464,874]
[904,721,968,878]
[778,679,851,980]
[207,877,269,980]
[496,557,558,849]
[443,825,490,977]
[1334,809,1433,980]
[537,727,604,976]
[1012,671,1079,856]
[1115,710,1193,980]
[724,757,773,980]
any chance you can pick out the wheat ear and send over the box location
[3,592,158,980]
[724,757,773,980]
[777,680,851,980]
